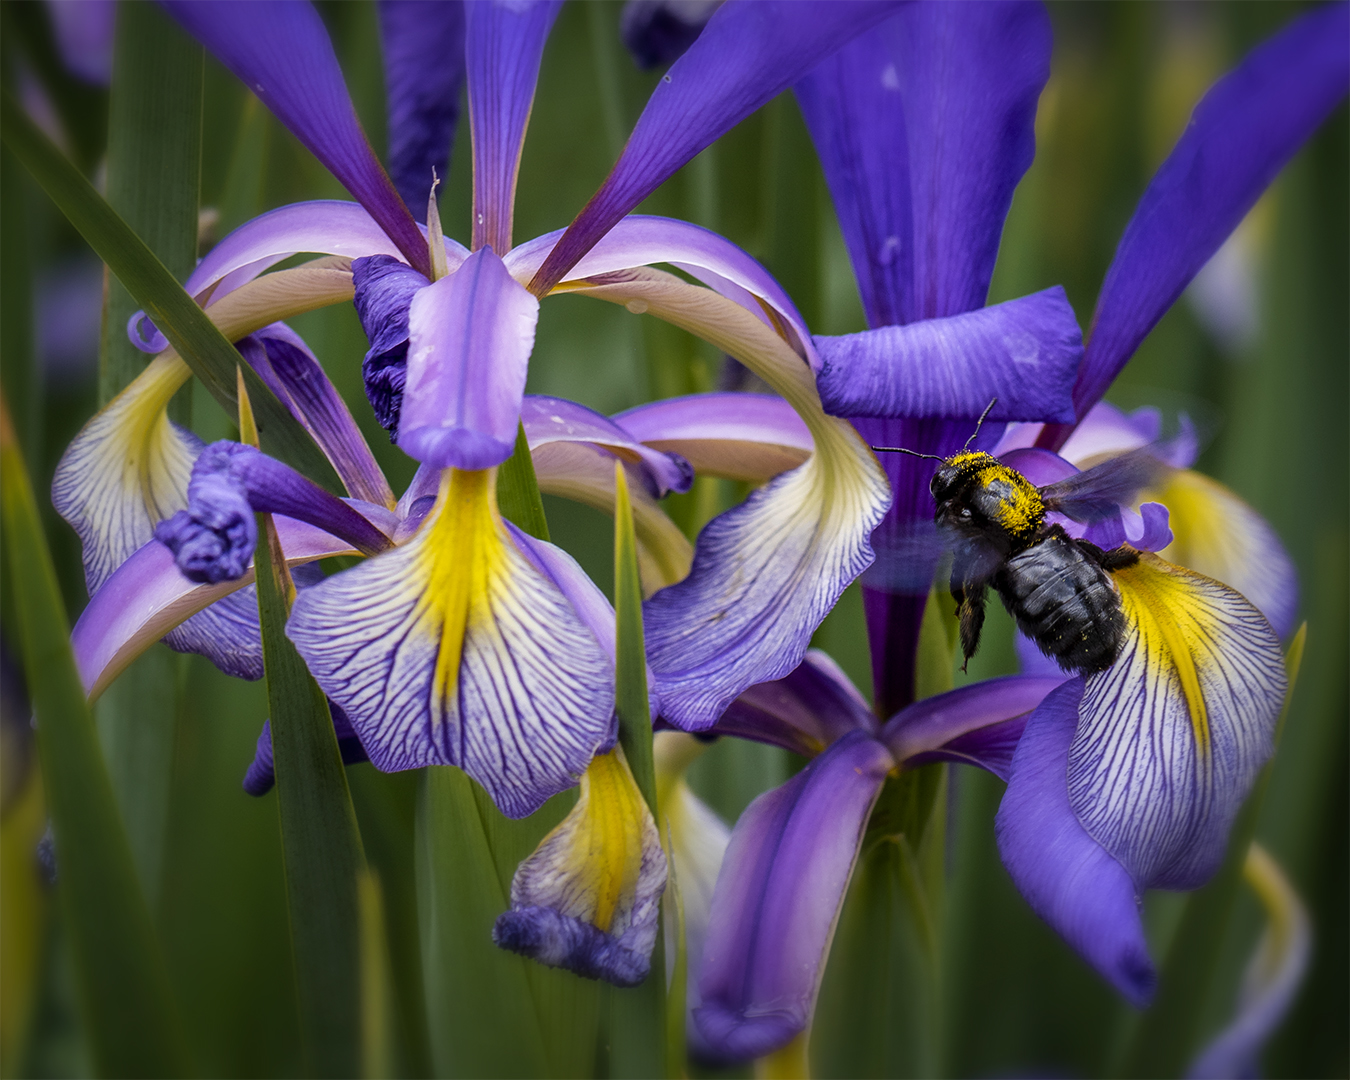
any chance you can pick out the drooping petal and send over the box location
[378,0,466,219]
[1066,2,1350,424]
[814,287,1082,423]
[286,468,615,818]
[713,650,876,757]
[493,748,666,986]
[529,0,902,294]
[398,246,538,470]
[695,730,894,1060]
[619,0,719,70]
[570,267,890,731]
[614,392,812,483]
[242,703,370,796]
[995,679,1157,1006]
[465,0,563,254]
[1069,553,1287,890]
[795,1,1050,327]
[163,0,431,276]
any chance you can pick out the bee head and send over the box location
[931,451,1045,546]
[930,451,997,504]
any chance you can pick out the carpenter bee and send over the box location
[873,402,1172,675]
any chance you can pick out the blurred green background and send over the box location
[0,2,1344,1077]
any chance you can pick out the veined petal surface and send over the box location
[493,749,666,986]
[286,468,615,818]
[399,247,538,470]
[1069,553,1286,890]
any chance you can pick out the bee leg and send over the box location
[1099,545,1140,571]
[958,582,988,673]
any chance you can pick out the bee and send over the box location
[873,402,1170,675]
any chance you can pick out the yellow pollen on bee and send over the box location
[947,452,1045,541]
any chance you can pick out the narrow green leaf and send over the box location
[662,838,689,1080]
[612,465,657,817]
[252,507,367,1078]
[0,90,336,487]
[0,395,193,1079]
[358,869,397,1080]
[1120,625,1308,1078]
[496,422,550,542]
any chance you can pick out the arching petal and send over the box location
[399,246,538,470]
[695,731,893,1060]
[1069,554,1287,890]
[1069,3,1350,422]
[286,468,615,818]
[163,0,431,276]
[995,679,1157,1006]
[494,749,666,986]
[529,1,902,294]
[379,0,466,219]
[814,287,1082,422]
[466,0,563,254]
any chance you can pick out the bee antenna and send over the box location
[963,398,998,451]
[870,446,946,461]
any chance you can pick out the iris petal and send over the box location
[286,468,614,818]
[493,748,666,986]
[1069,553,1287,890]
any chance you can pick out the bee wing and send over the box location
[861,521,1002,595]
[1038,445,1174,524]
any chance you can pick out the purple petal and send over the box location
[529,1,902,294]
[695,730,893,1060]
[351,254,432,436]
[995,678,1156,1005]
[465,0,563,253]
[163,0,432,276]
[619,0,717,70]
[814,287,1082,422]
[1069,553,1287,890]
[713,650,876,757]
[998,446,1078,487]
[1081,501,1173,553]
[796,1,1049,327]
[613,392,812,483]
[240,324,395,507]
[1068,3,1350,423]
[398,246,538,469]
[378,0,466,220]
[903,715,1029,782]
[522,395,692,497]
[243,704,370,796]
[47,0,115,85]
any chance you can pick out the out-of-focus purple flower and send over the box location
[619,0,720,70]
[45,0,116,86]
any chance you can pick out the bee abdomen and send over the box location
[993,533,1127,675]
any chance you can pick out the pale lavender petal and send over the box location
[1068,3,1350,422]
[815,287,1082,422]
[465,0,562,253]
[713,650,876,757]
[695,731,893,1060]
[379,0,466,219]
[995,678,1156,1005]
[619,0,718,70]
[529,1,902,294]
[882,674,1065,765]
[163,0,432,276]
[398,246,538,469]
[796,2,1049,327]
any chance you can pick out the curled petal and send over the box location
[1070,553,1287,890]
[493,749,666,986]
[815,288,1083,423]
[995,679,1156,1005]
[243,703,370,796]
[1081,501,1174,553]
[352,254,431,437]
[286,468,614,818]
[399,247,538,470]
[614,392,811,484]
[695,731,893,1060]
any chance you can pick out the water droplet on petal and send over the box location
[626,299,649,315]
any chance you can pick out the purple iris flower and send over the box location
[684,0,1347,1060]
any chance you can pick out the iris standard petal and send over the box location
[465,0,563,254]
[285,468,614,818]
[695,730,894,1061]
[1069,553,1287,891]
[528,0,901,294]
[1068,2,1350,421]
[571,267,890,731]
[614,392,812,484]
[995,678,1156,1005]
[814,287,1082,422]
[796,1,1049,327]
[399,246,538,469]
[493,749,666,986]
[164,0,431,276]
[378,0,466,219]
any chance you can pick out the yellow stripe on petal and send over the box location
[1068,552,1286,889]
[494,748,667,986]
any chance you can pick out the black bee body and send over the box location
[929,450,1139,676]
